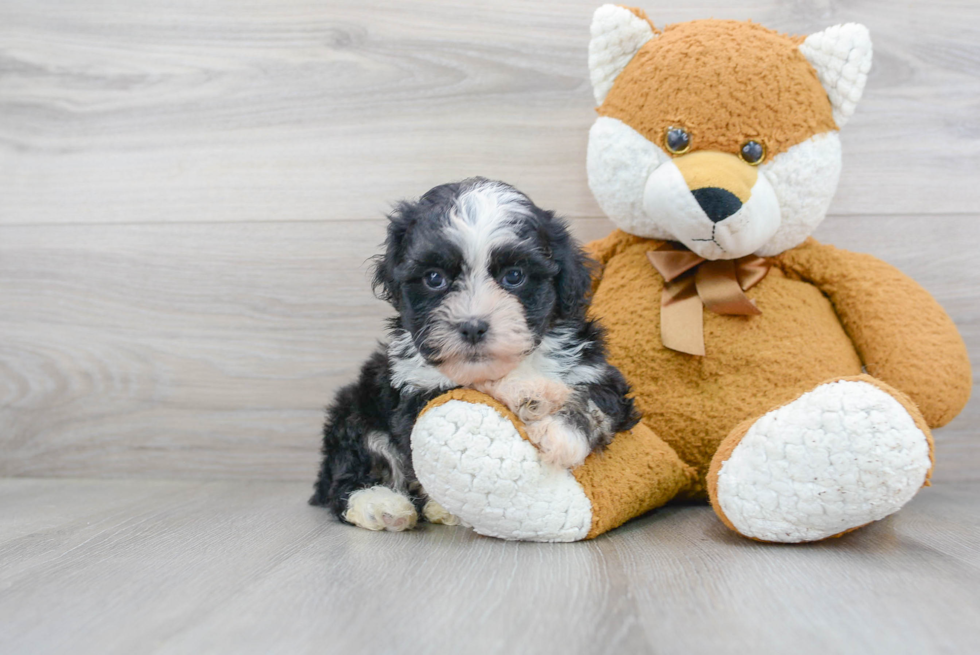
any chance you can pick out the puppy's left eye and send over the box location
[500,267,526,289]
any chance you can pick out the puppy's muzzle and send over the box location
[458,319,489,345]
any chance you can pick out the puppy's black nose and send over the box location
[691,187,743,223]
[458,319,489,345]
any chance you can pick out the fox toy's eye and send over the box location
[423,269,448,290]
[499,267,526,289]
[739,140,766,165]
[665,127,691,155]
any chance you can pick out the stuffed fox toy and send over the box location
[409,5,972,542]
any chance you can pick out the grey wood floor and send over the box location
[0,477,978,655]
[1,0,978,482]
[1,0,979,653]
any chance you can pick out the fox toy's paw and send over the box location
[411,392,593,542]
[708,377,934,543]
[412,389,696,542]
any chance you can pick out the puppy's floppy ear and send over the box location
[372,201,416,309]
[539,210,594,320]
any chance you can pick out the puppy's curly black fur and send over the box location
[311,178,638,528]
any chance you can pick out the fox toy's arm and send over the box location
[583,229,651,294]
[776,238,972,428]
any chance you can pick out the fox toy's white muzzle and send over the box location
[643,151,781,260]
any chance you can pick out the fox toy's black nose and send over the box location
[459,319,489,345]
[692,187,743,223]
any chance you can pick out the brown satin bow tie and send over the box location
[646,242,771,356]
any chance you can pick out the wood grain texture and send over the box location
[0,478,978,655]
[1,0,979,225]
[1,3,978,652]
[0,0,977,480]
[0,215,977,481]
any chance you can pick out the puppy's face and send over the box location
[376,179,590,386]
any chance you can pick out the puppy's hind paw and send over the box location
[344,486,418,532]
[422,499,461,526]
[527,416,591,469]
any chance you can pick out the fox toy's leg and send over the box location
[708,375,935,543]
[411,389,695,542]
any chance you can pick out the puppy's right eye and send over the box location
[422,269,448,290]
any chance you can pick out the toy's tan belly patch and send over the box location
[590,242,863,488]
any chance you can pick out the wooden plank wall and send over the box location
[1,0,978,481]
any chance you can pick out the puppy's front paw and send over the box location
[526,416,590,469]
[344,486,418,532]
[477,377,571,423]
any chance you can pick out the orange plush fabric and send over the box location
[584,231,970,496]
[599,19,837,160]
[586,231,888,495]
[573,421,695,538]
[419,388,696,539]
[775,239,973,427]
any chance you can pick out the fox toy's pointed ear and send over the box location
[800,23,873,128]
[589,4,656,105]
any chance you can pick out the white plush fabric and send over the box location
[588,117,843,257]
[800,24,873,128]
[588,4,655,105]
[715,380,931,543]
[642,156,781,260]
[412,400,593,542]
[755,131,842,256]
[587,116,673,240]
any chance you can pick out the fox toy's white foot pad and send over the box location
[714,380,932,543]
[412,400,593,542]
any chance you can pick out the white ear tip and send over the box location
[589,5,656,105]
[800,23,873,128]
[590,4,624,34]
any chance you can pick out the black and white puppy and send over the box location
[310,178,639,531]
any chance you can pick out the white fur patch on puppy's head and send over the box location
[377,178,592,388]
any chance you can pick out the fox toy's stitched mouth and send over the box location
[691,225,725,252]
[642,150,783,260]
